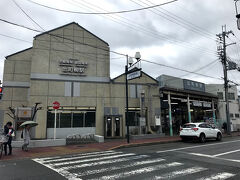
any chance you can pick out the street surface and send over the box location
[1,136,240,179]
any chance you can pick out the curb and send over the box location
[109,139,181,150]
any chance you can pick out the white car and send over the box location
[179,122,222,143]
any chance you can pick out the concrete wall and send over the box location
[206,84,240,131]
[47,127,96,139]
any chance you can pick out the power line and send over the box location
[63,0,216,56]
[0,33,32,43]
[1,18,223,81]
[11,0,44,31]
[25,0,178,15]
[129,0,216,41]
[140,58,223,80]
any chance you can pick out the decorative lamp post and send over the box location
[125,52,141,143]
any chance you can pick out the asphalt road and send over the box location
[1,136,240,180]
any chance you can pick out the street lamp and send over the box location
[234,0,240,30]
[125,52,141,143]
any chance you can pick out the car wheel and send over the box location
[216,133,222,141]
[199,133,206,143]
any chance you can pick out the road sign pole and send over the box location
[54,109,57,139]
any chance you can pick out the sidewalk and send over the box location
[0,136,180,161]
[1,132,239,161]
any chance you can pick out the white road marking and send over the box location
[34,154,148,171]
[34,150,115,162]
[154,167,207,179]
[197,172,236,180]
[90,162,183,180]
[52,153,135,166]
[40,151,122,163]
[213,149,240,157]
[157,139,240,153]
[77,158,165,177]
[189,152,240,163]
[32,158,82,180]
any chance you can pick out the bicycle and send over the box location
[0,129,8,159]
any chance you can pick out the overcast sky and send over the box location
[1,0,240,89]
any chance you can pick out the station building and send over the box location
[0,22,160,139]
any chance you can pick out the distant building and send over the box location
[206,84,240,131]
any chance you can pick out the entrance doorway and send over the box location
[104,115,123,138]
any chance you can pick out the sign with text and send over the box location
[59,59,88,76]
[127,70,141,80]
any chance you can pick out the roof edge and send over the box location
[34,22,109,46]
[5,47,32,59]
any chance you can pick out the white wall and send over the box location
[47,127,96,139]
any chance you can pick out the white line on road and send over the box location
[154,167,207,179]
[213,149,240,157]
[189,152,240,163]
[197,172,236,180]
[90,162,183,180]
[156,139,240,153]
[40,151,122,163]
[77,158,165,177]
[34,150,115,162]
[52,153,135,166]
[50,155,148,171]
[32,159,82,180]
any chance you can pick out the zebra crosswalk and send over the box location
[32,150,237,180]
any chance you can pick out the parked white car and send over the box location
[179,122,222,143]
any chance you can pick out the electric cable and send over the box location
[24,0,178,15]
[63,0,216,56]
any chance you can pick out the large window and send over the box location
[65,82,80,97]
[47,110,95,128]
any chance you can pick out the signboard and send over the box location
[16,107,32,118]
[139,117,146,126]
[203,102,211,108]
[155,115,161,126]
[59,59,88,76]
[183,79,205,92]
[127,70,141,80]
[192,101,202,107]
[53,101,60,109]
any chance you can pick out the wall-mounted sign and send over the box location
[192,101,202,107]
[203,102,211,108]
[59,59,88,76]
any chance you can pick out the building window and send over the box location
[129,85,142,98]
[228,93,235,100]
[217,92,223,100]
[230,113,234,118]
[47,110,95,128]
[65,82,80,97]
[235,114,239,118]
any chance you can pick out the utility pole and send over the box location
[216,25,234,135]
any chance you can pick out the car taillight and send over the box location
[192,128,199,131]
[180,127,183,131]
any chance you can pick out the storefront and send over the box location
[157,75,218,135]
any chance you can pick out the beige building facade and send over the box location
[0,22,160,139]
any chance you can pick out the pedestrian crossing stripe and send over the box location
[197,172,236,180]
[51,153,136,167]
[76,158,165,177]
[37,151,122,163]
[32,150,237,180]
[90,162,183,180]
[154,167,207,179]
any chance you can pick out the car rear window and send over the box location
[183,124,196,128]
